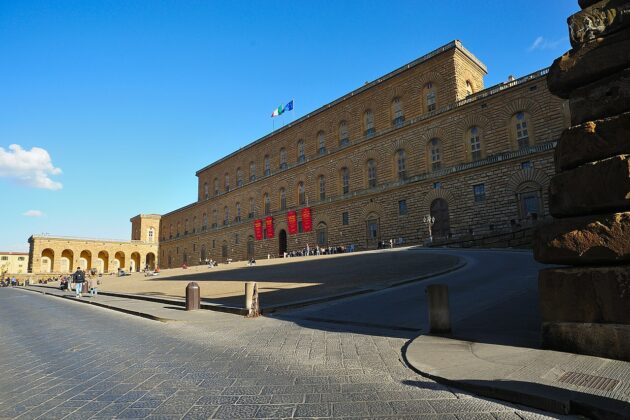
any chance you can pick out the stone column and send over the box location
[534,0,630,361]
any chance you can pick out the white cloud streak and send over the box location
[0,144,62,190]
[528,36,568,52]
[23,210,44,217]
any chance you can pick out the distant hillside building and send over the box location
[27,40,568,273]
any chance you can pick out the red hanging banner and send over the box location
[265,216,275,239]
[287,210,298,235]
[254,219,263,241]
[301,207,312,232]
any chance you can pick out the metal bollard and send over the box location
[186,282,200,311]
[426,284,451,334]
[245,281,260,317]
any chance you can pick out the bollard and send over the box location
[245,281,260,317]
[186,282,200,311]
[426,284,451,334]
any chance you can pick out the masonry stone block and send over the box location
[542,322,630,361]
[555,111,630,171]
[534,212,630,264]
[548,26,630,98]
[569,68,630,125]
[549,154,630,217]
[568,0,630,48]
[539,266,630,324]
[578,0,601,9]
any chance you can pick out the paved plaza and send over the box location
[0,284,573,419]
[62,249,462,308]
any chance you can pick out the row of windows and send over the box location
[201,110,533,200]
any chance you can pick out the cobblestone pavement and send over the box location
[0,288,575,419]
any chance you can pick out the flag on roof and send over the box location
[283,100,294,113]
[271,105,283,118]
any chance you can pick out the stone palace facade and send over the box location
[27,40,568,273]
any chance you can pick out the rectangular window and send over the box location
[398,200,408,215]
[298,219,303,233]
[521,161,533,169]
[18,257,25,261]
[1,256,8,261]
[433,182,442,189]
[342,212,349,225]
[473,184,486,202]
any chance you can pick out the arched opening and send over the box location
[316,222,328,247]
[516,181,543,221]
[60,249,73,273]
[79,250,92,271]
[199,245,206,263]
[365,213,380,249]
[221,240,228,261]
[430,198,451,238]
[130,252,140,272]
[278,229,288,256]
[247,236,255,260]
[41,248,54,273]
[113,251,125,272]
[97,251,109,273]
[146,253,156,270]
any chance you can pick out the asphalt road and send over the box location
[0,283,569,419]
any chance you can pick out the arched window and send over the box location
[264,155,271,176]
[339,121,349,146]
[249,161,256,181]
[297,140,305,163]
[184,219,189,234]
[367,159,377,188]
[169,224,173,239]
[212,209,217,227]
[317,131,326,155]
[213,178,219,196]
[514,112,531,150]
[430,138,442,171]
[223,206,229,225]
[203,182,208,199]
[202,212,207,230]
[466,80,474,96]
[148,228,154,243]
[224,173,230,192]
[364,109,375,137]
[396,149,407,180]
[280,188,286,210]
[426,82,437,112]
[264,193,271,215]
[236,202,241,222]
[469,126,482,161]
[392,97,404,126]
[192,216,196,233]
[298,182,306,205]
[279,148,287,169]
[177,222,181,237]
[249,197,255,219]
[341,167,350,195]
[319,175,326,200]
[516,181,542,220]
[236,168,243,187]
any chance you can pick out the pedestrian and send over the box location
[88,275,98,297]
[72,266,85,298]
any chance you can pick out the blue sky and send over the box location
[0,0,577,251]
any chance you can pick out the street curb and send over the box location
[16,286,172,322]
[262,257,467,314]
[400,337,629,420]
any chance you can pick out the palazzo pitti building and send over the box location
[28,41,568,273]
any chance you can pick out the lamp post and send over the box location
[423,215,435,244]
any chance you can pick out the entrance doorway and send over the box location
[278,229,287,256]
[430,198,451,238]
[366,216,380,249]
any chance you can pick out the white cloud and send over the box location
[528,36,568,52]
[0,144,62,190]
[23,210,44,217]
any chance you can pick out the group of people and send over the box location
[1,277,18,287]
[282,244,355,258]
[67,267,98,298]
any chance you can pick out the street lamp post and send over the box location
[423,215,435,244]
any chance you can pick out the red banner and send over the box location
[254,219,263,240]
[301,207,312,232]
[287,210,298,235]
[265,216,275,239]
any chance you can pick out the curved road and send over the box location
[0,249,570,419]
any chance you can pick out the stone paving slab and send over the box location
[405,335,630,419]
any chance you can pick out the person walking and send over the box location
[88,275,98,297]
[72,267,85,298]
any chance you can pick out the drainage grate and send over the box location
[558,371,620,391]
